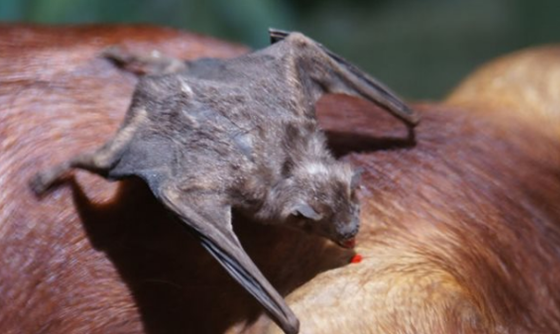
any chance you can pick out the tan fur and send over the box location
[446,45,560,136]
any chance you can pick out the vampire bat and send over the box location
[30,29,419,334]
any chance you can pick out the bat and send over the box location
[30,29,419,334]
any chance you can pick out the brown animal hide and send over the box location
[1,24,559,334]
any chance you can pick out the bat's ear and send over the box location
[293,202,322,221]
[351,167,364,190]
[269,28,290,44]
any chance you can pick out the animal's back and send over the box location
[276,47,560,333]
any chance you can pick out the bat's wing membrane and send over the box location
[157,186,300,334]
[269,28,419,127]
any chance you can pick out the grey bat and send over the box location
[30,29,419,334]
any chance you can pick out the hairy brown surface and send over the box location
[446,45,560,137]
[1,24,559,334]
[286,94,560,333]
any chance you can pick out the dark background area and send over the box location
[1,0,559,100]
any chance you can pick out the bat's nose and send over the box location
[337,217,359,236]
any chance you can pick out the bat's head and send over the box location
[283,161,361,248]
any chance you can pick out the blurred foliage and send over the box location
[1,0,559,99]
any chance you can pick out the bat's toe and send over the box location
[29,168,65,197]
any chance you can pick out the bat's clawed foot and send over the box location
[29,166,68,197]
[29,172,52,196]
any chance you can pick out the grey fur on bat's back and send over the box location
[111,35,359,224]
[31,31,418,334]
[111,51,310,197]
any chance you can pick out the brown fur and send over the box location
[1,24,559,333]
[446,45,560,137]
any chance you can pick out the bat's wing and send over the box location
[30,119,299,333]
[269,28,419,128]
[157,186,300,334]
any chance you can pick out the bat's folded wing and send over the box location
[269,28,419,128]
[157,186,300,334]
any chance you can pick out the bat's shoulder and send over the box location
[129,73,190,106]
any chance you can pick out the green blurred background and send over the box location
[1,0,559,100]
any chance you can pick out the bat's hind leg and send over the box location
[29,109,145,195]
[30,142,121,195]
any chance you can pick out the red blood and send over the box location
[350,254,363,264]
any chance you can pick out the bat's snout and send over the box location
[337,237,356,249]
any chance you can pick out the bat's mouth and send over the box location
[337,237,356,249]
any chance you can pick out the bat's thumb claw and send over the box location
[281,316,300,334]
